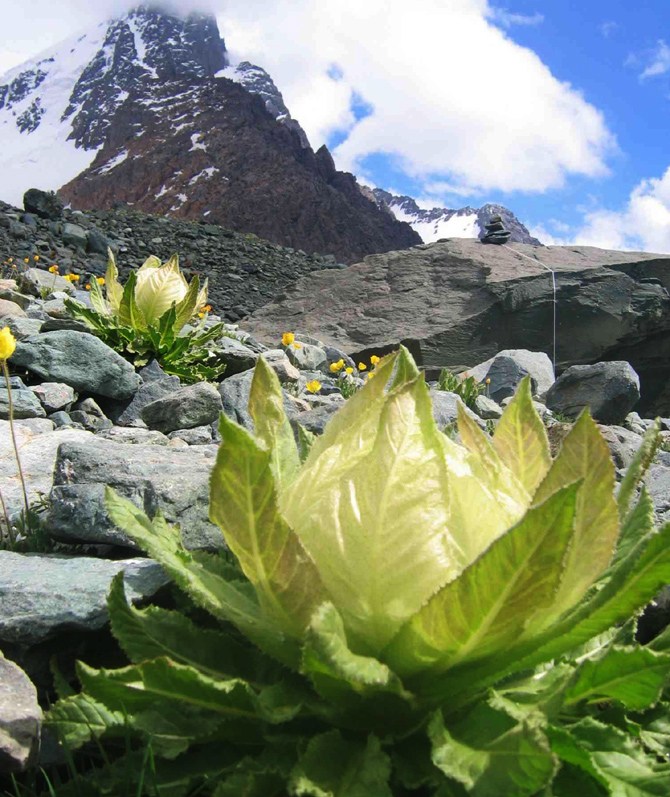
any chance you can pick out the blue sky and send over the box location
[1,0,669,251]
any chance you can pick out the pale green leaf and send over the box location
[248,356,301,490]
[105,487,298,666]
[105,247,123,313]
[296,423,316,463]
[492,376,551,495]
[384,484,579,678]
[289,731,392,797]
[301,603,418,736]
[610,487,656,570]
[428,706,556,797]
[564,646,670,710]
[173,273,201,333]
[618,419,661,520]
[456,402,531,511]
[135,256,189,324]
[533,412,619,621]
[559,718,670,796]
[46,692,125,749]
[117,270,147,331]
[88,273,109,315]
[639,704,670,757]
[107,573,264,681]
[283,374,465,653]
[209,414,325,637]
[417,523,670,709]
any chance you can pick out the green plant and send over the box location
[64,252,227,384]
[436,367,484,408]
[46,349,670,795]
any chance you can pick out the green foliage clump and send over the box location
[64,252,227,384]
[46,349,670,796]
[436,367,485,408]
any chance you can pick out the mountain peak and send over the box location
[372,188,541,245]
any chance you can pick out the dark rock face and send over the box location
[62,8,228,150]
[59,76,419,263]
[243,239,670,414]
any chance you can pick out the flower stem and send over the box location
[2,360,30,523]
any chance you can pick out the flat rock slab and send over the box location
[0,655,41,772]
[0,552,168,647]
[243,240,670,415]
[0,420,93,518]
[48,439,224,549]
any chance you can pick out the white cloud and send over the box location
[530,167,670,252]
[573,167,670,252]
[487,7,544,28]
[218,0,615,195]
[599,21,618,38]
[640,40,670,80]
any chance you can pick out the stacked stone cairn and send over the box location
[481,213,511,244]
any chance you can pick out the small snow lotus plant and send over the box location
[64,251,227,383]
[47,348,670,795]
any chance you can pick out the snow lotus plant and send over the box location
[47,348,670,796]
[64,251,227,383]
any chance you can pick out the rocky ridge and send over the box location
[0,195,354,321]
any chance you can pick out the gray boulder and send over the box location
[140,382,222,434]
[95,427,170,445]
[261,349,300,383]
[483,354,537,404]
[473,394,503,420]
[0,377,46,420]
[11,330,140,400]
[23,188,63,220]
[0,420,92,518]
[466,349,554,399]
[61,223,87,250]
[216,336,259,376]
[30,382,77,413]
[168,426,214,445]
[430,389,486,430]
[546,361,640,424]
[648,462,670,526]
[108,362,181,427]
[48,439,223,549]
[0,552,168,646]
[0,655,41,772]
[0,298,26,319]
[0,316,43,339]
[286,342,327,372]
[18,268,76,297]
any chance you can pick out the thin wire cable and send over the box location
[502,244,557,371]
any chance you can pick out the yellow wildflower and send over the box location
[70,274,80,281]
[198,312,205,319]
[0,326,16,360]
[370,355,380,365]
[23,257,29,264]
[85,283,91,290]
[305,380,321,394]
[282,332,295,346]
[485,377,491,385]
[329,359,344,373]
[48,265,59,274]
[358,362,367,371]
[33,254,40,261]
[367,371,375,380]
[200,304,212,313]
[345,366,354,375]
[293,342,302,349]
[96,277,105,286]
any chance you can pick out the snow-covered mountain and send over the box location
[0,5,419,262]
[371,188,541,245]
[0,7,231,207]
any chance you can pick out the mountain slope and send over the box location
[372,188,541,245]
[0,5,419,262]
